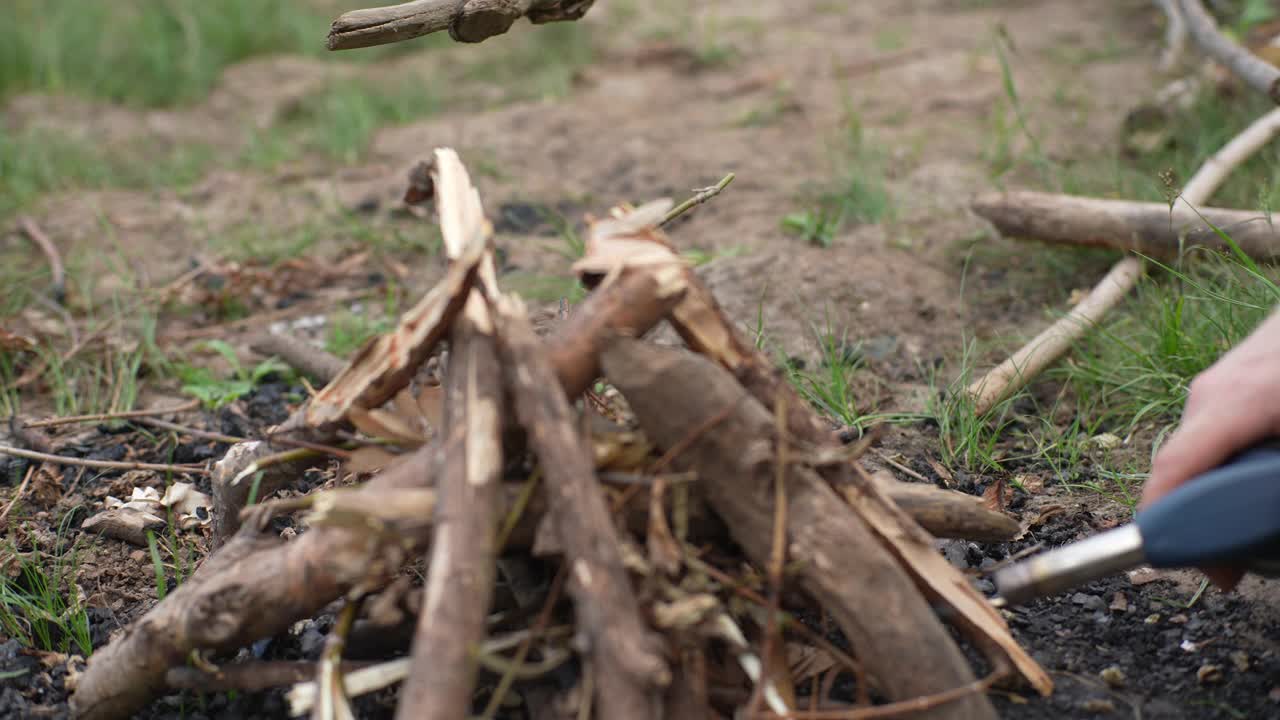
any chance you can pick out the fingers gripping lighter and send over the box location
[991,442,1280,608]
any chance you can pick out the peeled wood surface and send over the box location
[973,190,1280,260]
[494,296,669,720]
[327,0,570,49]
[602,338,998,720]
[396,294,505,720]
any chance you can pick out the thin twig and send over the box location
[17,216,66,301]
[660,173,736,227]
[748,391,792,716]
[478,564,569,720]
[23,401,201,429]
[134,418,244,445]
[0,444,209,475]
[0,465,37,527]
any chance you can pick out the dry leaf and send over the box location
[344,446,400,475]
[981,477,1013,512]
[927,458,954,487]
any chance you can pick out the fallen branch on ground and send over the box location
[966,106,1280,415]
[971,190,1280,260]
[1177,0,1280,103]
[327,0,595,50]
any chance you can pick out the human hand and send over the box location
[1141,307,1280,590]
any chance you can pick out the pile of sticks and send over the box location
[69,150,1048,720]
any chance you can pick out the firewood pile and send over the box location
[67,150,1050,720]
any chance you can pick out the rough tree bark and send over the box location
[972,190,1280,260]
[396,293,505,719]
[327,0,594,50]
[601,338,999,720]
[493,295,670,720]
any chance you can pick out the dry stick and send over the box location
[0,444,209,475]
[17,216,66,301]
[23,401,201,429]
[763,673,1000,720]
[600,339,998,720]
[970,191,1280,261]
[327,0,577,50]
[396,293,505,720]
[492,295,670,720]
[660,173,736,227]
[134,418,244,445]
[966,106,1280,415]
[1177,0,1280,103]
[249,333,346,385]
[651,250,1045,696]
[0,465,37,527]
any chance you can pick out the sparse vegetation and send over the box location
[783,111,893,247]
[0,515,92,656]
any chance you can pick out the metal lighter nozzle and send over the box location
[990,524,1146,608]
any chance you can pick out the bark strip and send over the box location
[600,338,998,720]
[492,295,669,720]
[396,293,505,719]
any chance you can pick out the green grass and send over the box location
[0,515,92,656]
[0,127,217,220]
[782,111,893,247]
[326,290,400,358]
[173,339,296,409]
[1062,248,1280,433]
[0,0,421,108]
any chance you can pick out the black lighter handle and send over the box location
[1137,441,1280,569]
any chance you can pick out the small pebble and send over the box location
[1144,613,1160,625]
[1109,592,1128,613]
[1099,665,1126,688]
[1071,593,1106,612]
[1229,650,1250,672]
[1091,432,1122,450]
[1169,613,1188,624]
[1269,686,1280,704]
[1080,698,1116,713]
[1196,664,1223,684]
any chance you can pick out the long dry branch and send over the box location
[600,339,998,720]
[971,191,1280,260]
[396,292,505,719]
[1177,0,1280,103]
[493,295,669,720]
[327,0,593,50]
[966,106,1280,415]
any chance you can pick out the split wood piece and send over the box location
[327,0,594,50]
[249,333,346,385]
[301,148,489,434]
[73,246,680,719]
[601,338,998,720]
[210,441,317,544]
[971,191,1280,261]
[397,293,505,719]
[579,199,1047,693]
[966,106,1280,415]
[546,264,689,397]
[69,443,440,720]
[493,294,670,720]
[1177,0,1280,103]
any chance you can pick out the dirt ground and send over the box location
[3,0,1280,718]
